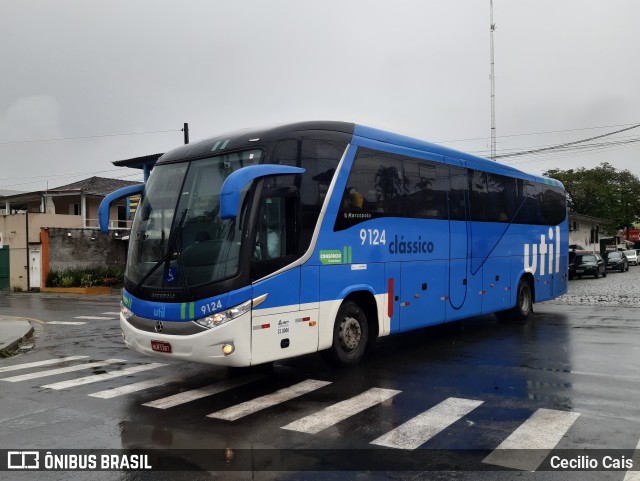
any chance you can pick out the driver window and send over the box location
[254,197,286,261]
[251,195,299,280]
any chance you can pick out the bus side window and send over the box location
[334,148,404,231]
[512,181,541,225]
[485,173,512,223]
[542,185,567,225]
[404,160,448,220]
[448,165,468,221]
[469,170,489,222]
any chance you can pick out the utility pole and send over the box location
[183,123,189,144]
[489,0,497,161]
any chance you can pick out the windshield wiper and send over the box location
[131,209,188,295]
[172,210,191,298]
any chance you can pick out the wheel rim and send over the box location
[519,284,531,313]
[338,316,362,352]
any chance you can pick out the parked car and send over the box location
[604,251,629,272]
[568,249,590,266]
[624,249,639,266]
[569,253,606,279]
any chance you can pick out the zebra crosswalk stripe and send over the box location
[207,379,331,422]
[0,359,126,382]
[89,374,185,399]
[0,356,89,374]
[41,363,167,390]
[47,321,87,325]
[282,387,400,434]
[370,397,484,450]
[482,408,580,471]
[142,373,266,409]
[74,316,114,320]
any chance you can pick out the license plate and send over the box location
[576,269,584,273]
[151,340,172,353]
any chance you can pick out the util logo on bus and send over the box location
[524,226,561,276]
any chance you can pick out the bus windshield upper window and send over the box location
[126,150,262,290]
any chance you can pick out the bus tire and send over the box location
[496,277,532,322]
[512,277,533,320]
[323,300,368,366]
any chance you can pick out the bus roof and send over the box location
[156,121,562,187]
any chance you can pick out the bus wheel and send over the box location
[324,300,369,366]
[512,277,533,320]
[496,278,532,322]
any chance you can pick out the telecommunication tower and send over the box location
[490,0,497,160]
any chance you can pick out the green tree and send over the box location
[544,162,640,235]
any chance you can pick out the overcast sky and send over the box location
[2,0,639,192]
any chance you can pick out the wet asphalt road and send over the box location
[0,273,639,481]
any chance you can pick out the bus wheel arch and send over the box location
[347,290,379,347]
[323,291,378,366]
[520,272,535,304]
[496,274,534,322]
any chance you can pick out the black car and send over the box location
[569,253,606,279]
[604,251,629,272]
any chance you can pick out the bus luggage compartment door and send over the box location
[399,261,446,332]
[448,217,483,322]
[481,256,512,314]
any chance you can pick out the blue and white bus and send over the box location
[100,121,567,367]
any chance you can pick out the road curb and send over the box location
[0,318,35,356]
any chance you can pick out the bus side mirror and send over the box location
[219,164,305,220]
[98,184,145,232]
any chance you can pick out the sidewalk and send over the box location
[0,289,121,355]
[0,288,122,302]
[0,316,34,355]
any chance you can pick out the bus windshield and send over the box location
[127,150,262,291]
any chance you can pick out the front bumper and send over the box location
[120,312,253,367]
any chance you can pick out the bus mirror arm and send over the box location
[219,164,305,220]
[98,184,145,233]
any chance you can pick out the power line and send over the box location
[472,132,640,157]
[436,122,640,144]
[0,167,125,182]
[492,139,640,169]
[0,168,141,189]
[493,123,640,159]
[503,138,640,165]
[481,139,639,167]
[0,128,181,146]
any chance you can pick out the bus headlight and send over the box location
[121,302,134,321]
[194,300,252,329]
